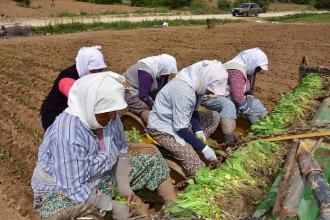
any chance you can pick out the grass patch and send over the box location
[33,18,243,35]
[50,11,78,18]
[0,147,27,177]
[265,12,330,23]
[15,0,30,8]
[16,2,30,8]
[50,7,171,18]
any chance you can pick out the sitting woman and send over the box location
[124,54,178,123]
[31,72,176,220]
[202,47,269,143]
[40,46,108,131]
[147,60,229,176]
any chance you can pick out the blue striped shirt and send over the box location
[147,79,196,145]
[31,112,128,203]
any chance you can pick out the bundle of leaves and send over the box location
[251,74,323,135]
[166,141,285,219]
[125,130,143,143]
[165,74,324,219]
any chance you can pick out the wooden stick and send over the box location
[258,130,330,142]
[273,140,300,216]
[299,55,330,79]
[297,141,330,219]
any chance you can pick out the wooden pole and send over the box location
[299,55,330,79]
[273,140,300,217]
[297,141,330,219]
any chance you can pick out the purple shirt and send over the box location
[138,70,168,99]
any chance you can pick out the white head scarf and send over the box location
[138,54,178,77]
[225,48,268,75]
[65,72,127,129]
[176,60,228,95]
[75,46,107,77]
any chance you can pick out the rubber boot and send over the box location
[140,110,150,124]
[221,118,236,144]
[157,178,177,202]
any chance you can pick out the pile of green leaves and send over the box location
[125,130,143,143]
[251,74,323,135]
[166,74,324,219]
[168,141,285,219]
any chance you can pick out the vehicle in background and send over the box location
[232,3,263,17]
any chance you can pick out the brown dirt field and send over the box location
[0,0,146,19]
[0,23,329,219]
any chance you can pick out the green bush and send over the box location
[130,0,191,9]
[233,0,270,12]
[77,0,122,4]
[218,0,231,11]
[290,0,310,4]
[14,0,30,7]
[313,0,330,9]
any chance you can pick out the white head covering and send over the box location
[176,60,228,95]
[65,72,127,129]
[75,46,107,77]
[138,54,178,77]
[225,48,268,75]
[101,71,126,84]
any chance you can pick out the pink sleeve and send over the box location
[59,78,76,97]
[228,70,247,103]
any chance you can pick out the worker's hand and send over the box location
[86,189,112,211]
[112,200,130,220]
[116,157,135,206]
[126,194,134,206]
[195,131,207,143]
[117,183,134,202]
[246,113,259,124]
[246,95,254,109]
[202,145,217,161]
[238,100,251,115]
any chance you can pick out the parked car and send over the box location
[232,3,263,17]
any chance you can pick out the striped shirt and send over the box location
[31,112,128,203]
[147,79,196,145]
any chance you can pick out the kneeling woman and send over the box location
[40,46,108,131]
[202,48,269,143]
[147,60,228,176]
[124,54,178,123]
[31,73,176,220]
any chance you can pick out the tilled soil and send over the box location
[0,23,329,219]
[0,0,145,19]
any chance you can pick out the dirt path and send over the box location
[0,23,329,219]
[2,10,326,27]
